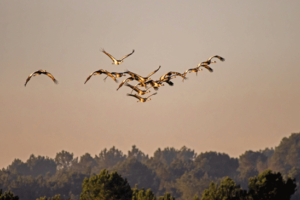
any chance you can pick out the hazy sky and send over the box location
[1,0,300,168]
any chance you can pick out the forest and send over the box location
[1,132,299,200]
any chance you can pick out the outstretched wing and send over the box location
[125,83,138,93]
[147,66,161,78]
[117,77,134,90]
[120,49,135,60]
[45,72,58,84]
[170,71,187,80]
[127,93,142,101]
[146,92,157,99]
[104,71,118,83]
[84,70,104,84]
[24,72,37,86]
[199,65,213,72]
[102,49,117,62]
[207,55,225,62]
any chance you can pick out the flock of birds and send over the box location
[24,49,225,103]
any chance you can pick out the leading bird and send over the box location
[24,70,58,86]
[102,49,135,65]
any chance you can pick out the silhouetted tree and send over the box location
[80,169,132,200]
[55,151,74,170]
[248,169,296,200]
[0,189,19,200]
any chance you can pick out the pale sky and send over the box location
[0,0,300,168]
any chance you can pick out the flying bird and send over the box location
[116,77,135,91]
[102,49,135,65]
[197,64,214,72]
[24,70,58,86]
[127,92,157,103]
[85,69,118,84]
[184,67,203,77]
[104,72,126,81]
[124,66,161,87]
[137,80,164,91]
[125,83,151,95]
[200,55,225,66]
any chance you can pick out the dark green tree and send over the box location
[201,177,248,200]
[0,189,19,200]
[248,169,296,200]
[80,169,132,200]
[158,192,175,200]
[132,185,156,200]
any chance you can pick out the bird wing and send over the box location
[125,83,139,92]
[117,77,133,90]
[104,71,118,83]
[127,93,142,101]
[147,66,161,78]
[84,70,104,84]
[170,71,187,79]
[102,49,117,62]
[199,65,213,72]
[45,72,58,84]
[146,92,157,99]
[24,71,37,86]
[207,55,225,62]
[120,49,135,60]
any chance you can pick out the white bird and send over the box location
[85,69,117,84]
[102,49,135,65]
[127,92,157,103]
[24,70,58,86]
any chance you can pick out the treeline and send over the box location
[0,132,300,200]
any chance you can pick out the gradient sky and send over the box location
[1,0,300,168]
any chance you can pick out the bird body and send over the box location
[184,67,203,77]
[104,72,126,81]
[24,70,58,86]
[200,55,225,66]
[127,92,157,103]
[102,49,135,65]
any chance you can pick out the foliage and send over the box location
[79,169,132,200]
[0,189,19,200]
[1,133,300,200]
[248,169,296,200]
[132,186,156,200]
[201,177,247,200]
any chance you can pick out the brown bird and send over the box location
[197,64,214,72]
[184,67,203,77]
[127,92,157,103]
[200,55,225,66]
[84,69,117,84]
[102,49,135,65]
[125,83,151,95]
[104,72,126,81]
[137,80,164,91]
[124,66,161,86]
[199,55,225,72]
[24,70,58,87]
[159,71,187,82]
[116,77,135,91]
